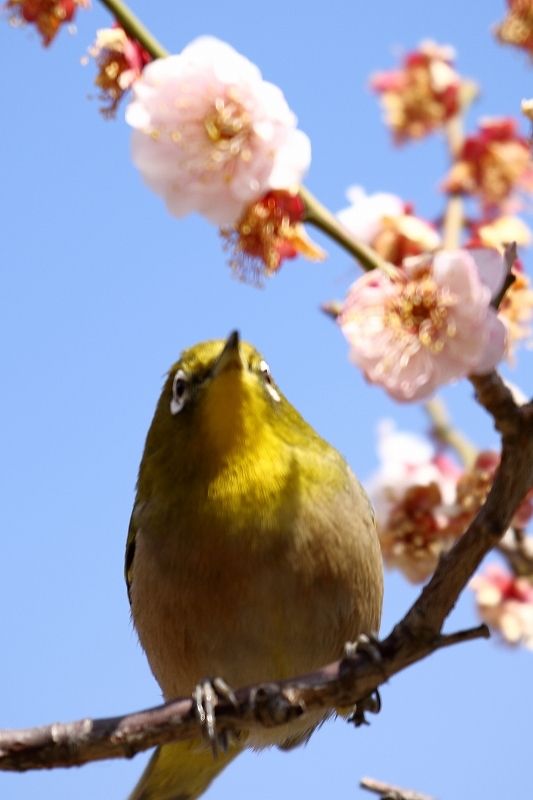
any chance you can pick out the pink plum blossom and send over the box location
[442,117,533,212]
[338,248,508,402]
[125,37,311,225]
[470,564,533,649]
[367,422,462,583]
[337,187,440,266]
[370,41,470,143]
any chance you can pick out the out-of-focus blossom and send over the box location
[470,564,533,649]
[455,450,533,530]
[471,215,532,253]
[500,262,533,357]
[338,248,508,402]
[125,36,311,226]
[367,421,462,583]
[522,97,533,122]
[370,40,475,143]
[442,118,533,211]
[89,25,151,118]
[220,190,324,283]
[495,0,533,58]
[337,187,440,266]
[5,0,88,46]
[465,219,533,357]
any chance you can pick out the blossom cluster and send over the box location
[329,38,533,403]
[368,423,533,647]
[470,564,533,650]
[121,35,318,279]
[366,422,462,583]
[370,41,470,143]
[495,0,533,59]
[8,10,319,281]
[5,0,88,46]
[442,117,533,212]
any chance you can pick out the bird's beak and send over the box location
[212,330,245,377]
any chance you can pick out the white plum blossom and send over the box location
[367,421,460,520]
[337,187,440,266]
[366,421,462,583]
[125,37,311,225]
[338,188,405,243]
[339,248,508,402]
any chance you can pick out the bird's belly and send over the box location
[130,511,381,706]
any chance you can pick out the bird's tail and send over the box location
[127,737,241,800]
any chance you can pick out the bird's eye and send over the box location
[260,360,272,383]
[170,370,189,415]
[260,360,280,402]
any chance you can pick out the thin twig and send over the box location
[442,115,464,251]
[492,242,517,310]
[425,397,478,469]
[360,776,438,800]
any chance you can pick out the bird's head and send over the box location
[139,332,309,491]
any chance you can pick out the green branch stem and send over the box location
[97,0,169,59]
[424,397,478,469]
[299,186,396,277]
[442,115,465,251]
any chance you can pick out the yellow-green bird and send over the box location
[125,332,383,800]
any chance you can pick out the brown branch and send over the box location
[360,776,438,800]
[1,368,533,774]
[497,530,533,577]
[0,623,488,772]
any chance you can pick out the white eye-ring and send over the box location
[260,360,280,402]
[170,369,189,415]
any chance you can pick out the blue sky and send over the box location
[1,1,532,798]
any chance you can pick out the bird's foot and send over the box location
[343,633,382,664]
[193,677,238,758]
[347,688,381,727]
[343,634,382,728]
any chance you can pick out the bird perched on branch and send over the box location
[125,331,383,800]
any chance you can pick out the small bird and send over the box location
[126,332,383,800]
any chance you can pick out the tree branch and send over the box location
[0,623,488,772]
[497,530,533,577]
[360,776,438,800]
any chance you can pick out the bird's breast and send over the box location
[130,468,383,706]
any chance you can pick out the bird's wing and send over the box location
[125,510,139,605]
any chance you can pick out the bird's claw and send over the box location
[343,634,383,727]
[193,677,238,758]
[344,633,382,665]
[348,688,381,727]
